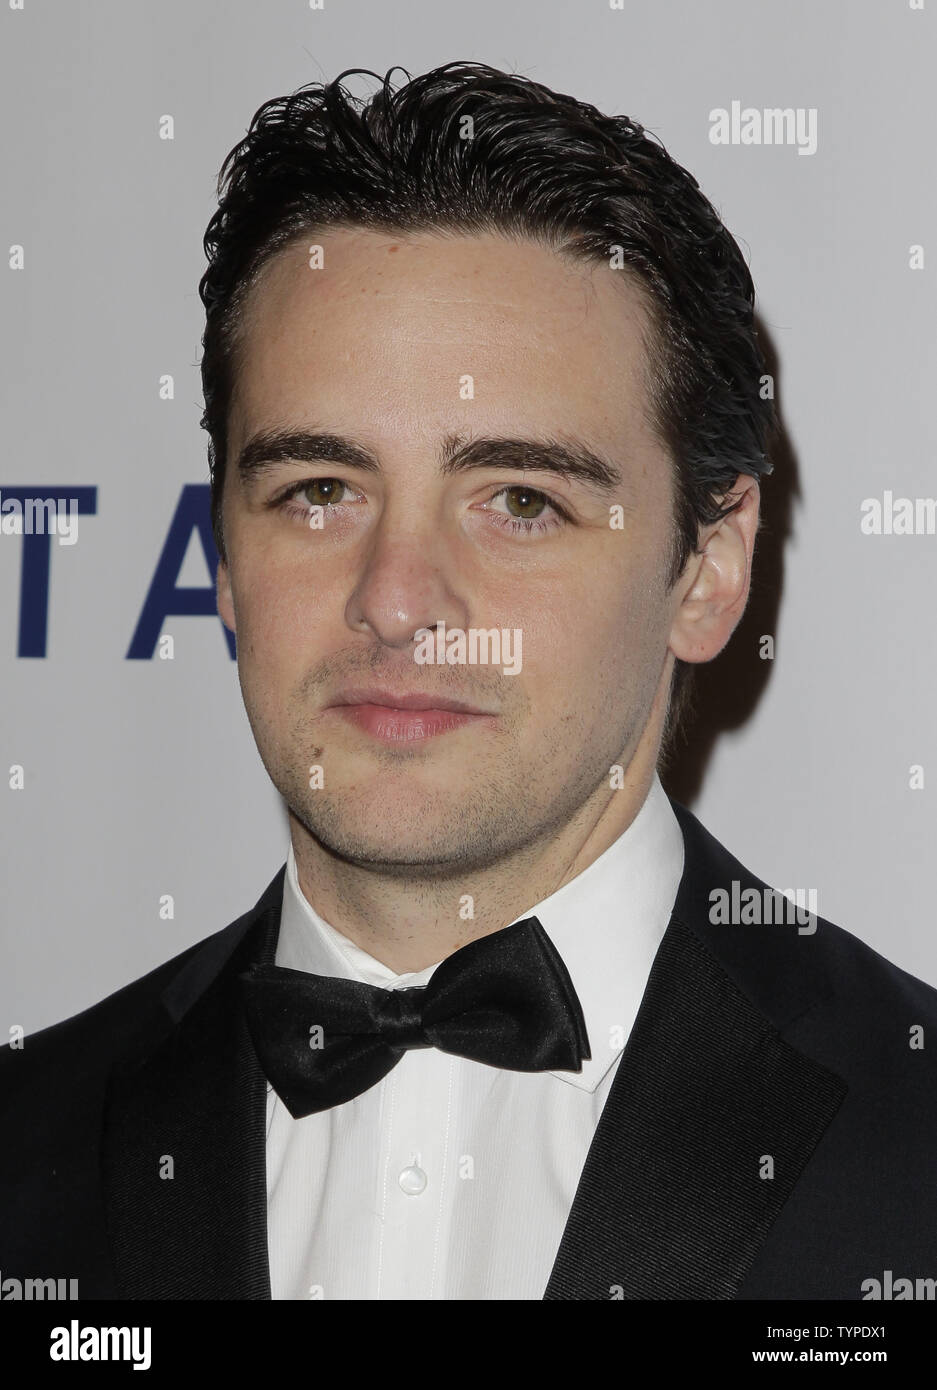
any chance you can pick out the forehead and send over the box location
[230,226,657,452]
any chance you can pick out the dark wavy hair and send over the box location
[198,61,778,755]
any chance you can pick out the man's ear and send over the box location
[217,558,236,634]
[668,475,760,665]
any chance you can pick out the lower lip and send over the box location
[328,703,493,742]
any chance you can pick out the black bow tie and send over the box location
[239,916,591,1118]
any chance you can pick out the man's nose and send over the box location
[343,517,471,648]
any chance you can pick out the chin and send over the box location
[295,780,522,872]
[313,825,474,873]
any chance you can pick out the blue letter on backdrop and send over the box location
[5,486,98,657]
[127,484,235,659]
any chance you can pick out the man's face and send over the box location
[218,227,682,875]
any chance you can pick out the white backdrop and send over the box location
[2,0,934,1034]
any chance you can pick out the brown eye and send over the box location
[503,486,547,520]
[302,478,346,507]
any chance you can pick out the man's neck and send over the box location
[288,737,661,974]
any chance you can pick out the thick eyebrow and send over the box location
[235,428,622,495]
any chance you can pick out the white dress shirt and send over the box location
[265,772,684,1300]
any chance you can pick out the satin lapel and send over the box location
[544,808,848,1301]
[101,871,284,1299]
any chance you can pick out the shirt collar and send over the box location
[276,773,684,1094]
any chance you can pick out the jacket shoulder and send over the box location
[0,867,284,1104]
[668,797,937,1042]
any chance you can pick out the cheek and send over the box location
[540,556,665,652]
[552,573,668,701]
[233,561,313,650]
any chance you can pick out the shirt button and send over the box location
[398,1164,427,1195]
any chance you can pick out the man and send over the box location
[2,61,935,1302]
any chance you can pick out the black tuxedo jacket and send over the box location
[3,798,936,1300]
